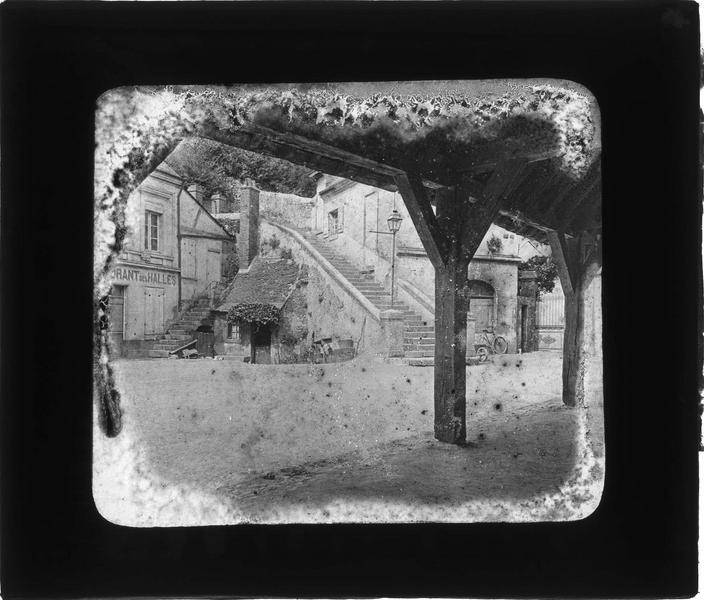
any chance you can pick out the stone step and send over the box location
[164,333,192,341]
[148,350,170,358]
[404,358,435,367]
[167,329,188,335]
[403,343,435,351]
[404,337,436,343]
[374,304,410,310]
[153,344,183,351]
[404,350,435,358]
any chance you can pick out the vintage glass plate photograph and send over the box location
[93,80,604,526]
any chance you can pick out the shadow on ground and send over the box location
[98,351,603,523]
[215,397,579,518]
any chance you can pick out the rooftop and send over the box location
[216,257,303,312]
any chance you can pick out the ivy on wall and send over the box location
[226,303,280,326]
[519,256,559,295]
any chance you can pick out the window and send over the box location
[228,322,240,340]
[144,211,160,251]
[328,207,344,236]
[328,209,338,237]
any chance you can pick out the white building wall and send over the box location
[108,166,234,345]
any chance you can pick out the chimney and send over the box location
[238,181,260,271]
[187,183,208,211]
[211,192,223,214]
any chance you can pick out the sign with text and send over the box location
[111,266,178,286]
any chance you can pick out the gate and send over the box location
[536,289,564,352]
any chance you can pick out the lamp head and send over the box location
[387,209,403,233]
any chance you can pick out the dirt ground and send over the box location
[93,351,604,525]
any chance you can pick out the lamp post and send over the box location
[386,209,403,307]
[369,208,404,307]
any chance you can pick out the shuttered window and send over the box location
[144,211,160,251]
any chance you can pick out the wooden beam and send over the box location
[394,173,448,268]
[459,158,528,263]
[459,148,561,176]
[556,159,601,231]
[513,162,561,214]
[546,231,602,407]
[197,123,594,245]
[241,124,403,177]
[569,186,602,233]
[546,230,579,295]
[201,125,401,192]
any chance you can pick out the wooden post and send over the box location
[434,256,470,442]
[396,160,527,444]
[547,231,601,407]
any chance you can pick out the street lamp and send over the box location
[386,209,403,307]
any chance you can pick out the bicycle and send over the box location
[474,327,508,362]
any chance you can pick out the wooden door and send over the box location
[182,239,196,279]
[108,286,125,336]
[252,325,271,364]
[206,247,221,284]
[469,297,494,332]
[144,287,164,335]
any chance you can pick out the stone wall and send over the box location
[467,258,520,352]
[259,190,314,230]
[260,220,386,356]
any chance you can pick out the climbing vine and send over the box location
[226,303,281,326]
[486,234,503,254]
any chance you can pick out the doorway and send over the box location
[252,325,272,364]
[144,287,165,336]
[519,304,528,352]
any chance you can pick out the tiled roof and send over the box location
[216,257,303,312]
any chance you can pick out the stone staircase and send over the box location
[299,230,435,366]
[148,297,214,358]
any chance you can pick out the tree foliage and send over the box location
[165,137,316,199]
[519,256,559,295]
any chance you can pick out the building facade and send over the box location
[106,163,235,357]
[309,173,549,353]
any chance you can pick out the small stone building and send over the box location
[212,258,309,363]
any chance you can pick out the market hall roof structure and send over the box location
[97,82,603,444]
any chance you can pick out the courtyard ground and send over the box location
[93,351,604,525]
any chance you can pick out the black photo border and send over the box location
[0,1,700,598]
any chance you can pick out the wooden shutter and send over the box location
[144,287,165,335]
[182,239,196,279]
[108,286,125,333]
